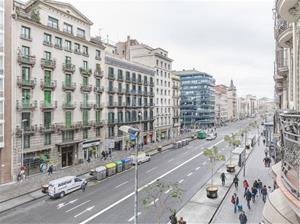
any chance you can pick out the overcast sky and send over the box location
[63,0,275,98]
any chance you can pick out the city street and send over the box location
[0,119,252,224]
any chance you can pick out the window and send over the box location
[65,92,71,105]
[44,90,51,105]
[96,111,101,122]
[82,46,88,55]
[109,95,113,105]
[126,72,131,81]
[65,40,72,51]
[83,93,88,105]
[22,89,30,105]
[43,33,52,45]
[109,81,113,91]
[63,130,74,142]
[21,26,30,39]
[55,37,62,48]
[48,16,59,29]
[22,46,30,56]
[83,61,88,69]
[65,56,71,64]
[65,111,72,127]
[108,127,114,137]
[77,28,85,38]
[44,112,51,129]
[83,76,88,86]
[22,112,30,129]
[44,51,51,60]
[44,133,51,145]
[96,50,101,59]
[118,96,122,105]
[96,128,101,137]
[96,78,100,87]
[118,83,122,92]
[65,74,71,86]
[83,129,88,139]
[22,67,30,81]
[156,60,159,66]
[82,110,88,126]
[108,112,114,123]
[74,43,80,53]
[95,93,101,104]
[24,135,30,149]
[63,23,73,34]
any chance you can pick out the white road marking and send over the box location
[187,172,193,177]
[146,167,157,174]
[148,198,159,207]
[168,158,174,163]
[128,212,142,222]
[66,200,91,213]
[195,166,201,170]
[79,139,224,224]
[74,206,95,218]
[57,199,78,209]
[178,179,184,184]
[165,187,173,194]
[183,151,189,155]
[115,181,129,189]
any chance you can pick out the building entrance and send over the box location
[61,146,73,167]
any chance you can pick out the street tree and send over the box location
[141,179,183,224]
[224,133,241,171]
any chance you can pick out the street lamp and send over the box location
[119,125,140,224]
[138,111,142,149]
[21,119,28,168]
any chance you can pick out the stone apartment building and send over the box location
[116,37,173,141]
[227,80,237,120]
[171,73,180,137]
[215,84,228,125]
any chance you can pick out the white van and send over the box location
[48,176,87,199]
[130,152,151,165]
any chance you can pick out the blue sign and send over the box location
[130,133,137,141]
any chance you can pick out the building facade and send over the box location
[227,80,237,121]
[171,73,180,137]
[176,69,215,128]
[215,84,228,125]
[11,0,106,176]
[262,1,300,223]
[116,37,173,141]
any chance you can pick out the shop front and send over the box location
[56,140,81,168]
[82,139,101,161]
[22,149,51,176]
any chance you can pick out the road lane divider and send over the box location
[146,167,157,174]
[57,199,78,209]
[74,206,95,218]
[164,187,173,194]
[195,167,201,171]
[178,179,184,184]
[114,181,129,189]
[128,212,142,222]
[187,172,193,177]
[65,200,91,213]
[79,139,224,224]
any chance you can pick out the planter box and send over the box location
[206,186,218,199]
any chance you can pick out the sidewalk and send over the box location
[211,138,273,223]
[0,132,195,213]
[177,133,273,224]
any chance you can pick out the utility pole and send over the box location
[21,119,27,168]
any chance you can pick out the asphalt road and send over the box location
[0,119,252,224]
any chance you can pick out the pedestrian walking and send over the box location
[243,179,249,193]
[108,149,112,159]
[233,175,239,189]
[48,164,53,176]
[239,211,248,224]
[263,139,266,145]
[169,210,177,224]
[220,172,226,186]
[253,180,258,189]
[101,150,106,160]
[178,217,186,224]
[257,179,263,196]
[105,150,109,160]
[81,182,86,192]
[251,186,258,203]
[261,185,268,203]
[264,148,268,157]
[244,189,252,209]
[231,193,239,213]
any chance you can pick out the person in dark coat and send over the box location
[220,172,226,186]
[233,175,239,189]
[48,165,53,176]
[244,189,252,209]
[239,211,248,224]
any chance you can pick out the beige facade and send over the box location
[11,0,106,177]
[171,73,180,138]
[227,80,237,121]
[215,84,228,125]
[116,37,173,141]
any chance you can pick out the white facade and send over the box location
[171,73,180,137]
[12,0,105,176]
[215,84,228,125]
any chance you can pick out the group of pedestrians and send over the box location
[39,163,54,175]
[230,176,269,224]
[101,150,112,160]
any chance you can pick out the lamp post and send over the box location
[139,111,142,149]
[21,119,28,168]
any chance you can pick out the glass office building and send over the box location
[176,69,215,128]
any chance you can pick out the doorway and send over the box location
[61,146,73,167]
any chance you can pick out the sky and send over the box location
[56,0,275,98]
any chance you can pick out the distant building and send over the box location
[171,73,180,137]
[227,80,237,120]
[176,69,215,128]
[215,84,228,125]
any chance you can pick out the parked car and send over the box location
[206,133,217,141]
[48,176,87,199]
[130,152,151,165]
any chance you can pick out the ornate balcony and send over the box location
[94,103,104,110]
[277,22,293,48]
[125,77,131,83]
[138,79,142,85]
[144,80,149,86]
[150,81,154,87]
[43,40,53,47]
[57,122,82,131]
[94,69,104,78]
[276,0,300,23]
[80,103,93,110]
[16,125,38,136]
[39,123,57,133]
[62,102,76,110]
[81,121,93,129]
[63,63,76,73]
[107,102,118,108]
[107,87,117,94]
[93,120,104,127]
[40,79,57,90]
[131,77,137,84]
[17,54,36,66]
[117,89,125,95]
[108,73,115,80]
[150,91,154,97]
[94,86,104,93]
[117,75,124,81]
[16,100,37,111]
[62,82,76,91]
[80,67,92,76]
[17,77,36,88]
[40,101,57,111]
[41,58,56,70]
[80,84,92,93]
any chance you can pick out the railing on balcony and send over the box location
[41,58,56,69]
[43,40,53,47]
[150,81,154,87]
[108,73,115,80]
[80,102,93,110]
[40,101,57,110]
[81,121,93,128]
[16,100,38,111]
[93,120,104,127]
[117,75,124,81]
[80,84,92,92]
[144,80,148,86]
[17,54,36,66]
[63,63,76,73]
[94,69,103,78]
[107,87,117,94]
[94,103,104,110]
[79,67,92,76]
[62,82,76,91]
[39,123,57,133]
[17,76,36,88]
[40,79,57,90]
[16,125,38,136]
[20,34,32,41]
[57,121,82,131]
[62,102,76,110]
[94,86,104,93]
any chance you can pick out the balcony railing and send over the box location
[107,102,118,108]
[107,87,117,94]
[54,43,62,50]
[125,77,131,83]
[94,103,104,110]
[138,79,142,84]
[40,79,57,90]
[16,125,38,136]
[62,102,76,110]
[80,84,92,92]
[43,40,53,47]
[80,103,93,110]
[17,77,36,88]
[16,100,38,111]
[57,122,82,131]
[80,67,92,76]
[118,75,124,81]
[131,77,137,83]
[20,34,32,41]
[94,69,104,78]
[17,54,36,66]
[39,124,57,133]
[74,48,81,55]
[63,63,76,73]
[95,55,101,61]
[40,101,57,110]
[62,82,76,91]
[93,120,104,127]
[150,81,154,87]
[144,80,148,86]
[108,73,115,80]
[94,86,104,93]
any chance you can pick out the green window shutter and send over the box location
[83,76,88,86]
[65,74,71,86]
[22,67,30,82]
[96,111,100,122]
[96,94,100,104]
[44,112,51,129]
[44,90,51,105]
[96,79,100,87]
[66,92,71,104]
[22,89,30,105]
[44,70,51,85]
[65,111,72,127]
[83,110,88,125]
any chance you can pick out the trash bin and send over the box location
[122,157,132,170]
[95,166,107,180]
[115,160,123,173]
[105,162,117,176]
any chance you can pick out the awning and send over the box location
[56,140,82,147]
[82,139,101,148]
[262,189,298,224]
